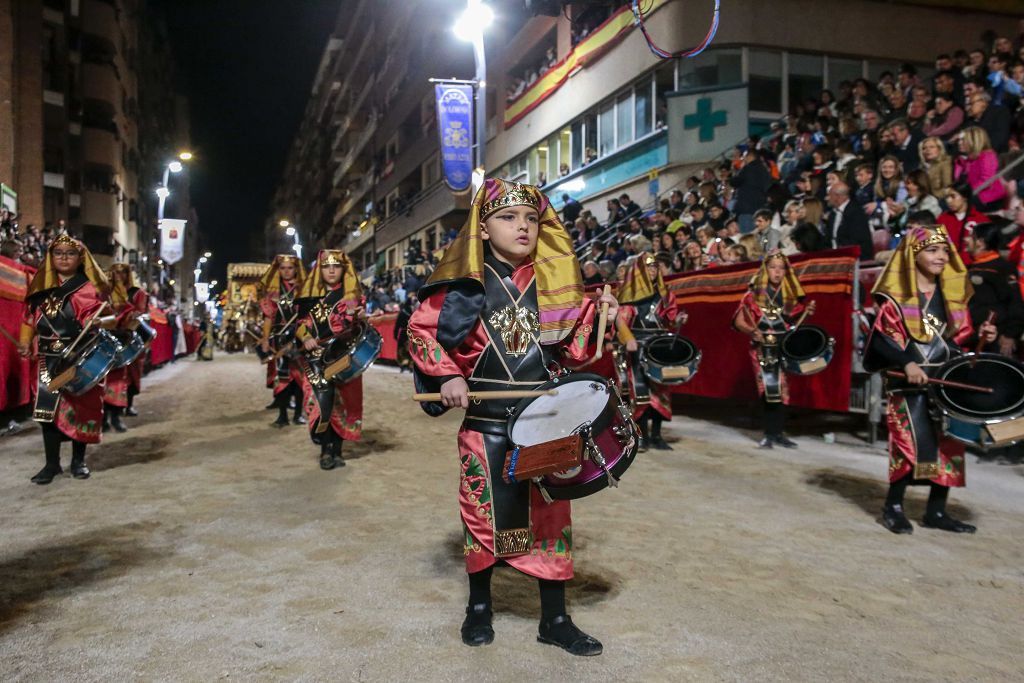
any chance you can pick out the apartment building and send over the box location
[273,0,1014,274]
[0,0,192,276]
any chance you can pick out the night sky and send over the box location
[152,0,340,283]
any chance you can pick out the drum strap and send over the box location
[902,392,942,479]
[33,359,61,423]
[479,431,532,558]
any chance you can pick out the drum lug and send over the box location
[585,430,619,489]
[534,479,554,504]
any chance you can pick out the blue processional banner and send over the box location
[434,84,474,193]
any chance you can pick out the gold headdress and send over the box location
[259,253,307,295]
[297,249,361,301]
[27,234,110,299]
[749,250,805,310]
[423,178,582,344]
[108,263,139,308]
[872,225,971,342]
[617,251,668,304]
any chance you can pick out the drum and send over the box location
[639,334,701,385]
[135,318,157,346]
[61,330,122,396]
[780,325,834,376]
[932,353,1024,449]
[321,322,382,385]
[507,373,638,500]
[113,331,145,368]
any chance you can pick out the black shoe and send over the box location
[882,505,913,534]
[320,453,337,470]
[332,453,346,468]
[537,615,602,656]
[650,436,673,451]
[70,459,90,480]
[637,437,649,452]
[772,434,798,448]
[110,414,127,433]
[125,407,139,417]
[758,436,773,449]
[292,415,306,425]
[921,511,976,534]
[31,465,62,485]
[271,417,289,429]
[461,603,494,646]
[265,401,277,410]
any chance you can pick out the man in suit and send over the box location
[825,183,874,261]
[889,119,922,172]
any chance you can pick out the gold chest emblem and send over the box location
[42,293,63,318]
[489,305,538,357]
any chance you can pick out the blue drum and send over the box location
[933,353,1024,450]
[639,334,701,385]
[780,325,834,376]
[114,331,145,368]
[136,318,157,346]
[322,323,382,385]
[62,330,122,396]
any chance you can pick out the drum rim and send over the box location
[507,372,615,444]
[933,353,1024,423]
[327,325,383,384]
[641,335,698,366]
[780,325,832,361]
[322,322,377,364]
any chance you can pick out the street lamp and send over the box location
[281,221,302,261]
[453,0,491,177]
[178,151,193,161]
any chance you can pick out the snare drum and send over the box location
[113,331,145,368]
[135,318,157,346]
[61,330,122,396]
[507,373,638,500]
[322,322,382,384]
[640,334,701,385]
[780,325,834,376]
[932,353,1024,449]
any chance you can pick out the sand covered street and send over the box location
[1,353,1022,681]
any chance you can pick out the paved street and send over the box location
[1,353,1022,681]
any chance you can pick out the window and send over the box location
[583,113,597,164]
[385,133,399,163]
[615,92,633,148]
[749,50,783,113]
[678,48,741,89]
[788,53,824,109]
[571,119,584,170]
[421,152,440,187]
[558,128,571,176]
[634,80,652,138]
[597,104,614,157]
[868,60,900,82]
[654,62,676,130]
[827,58,863,89]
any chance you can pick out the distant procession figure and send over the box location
[258,254,308,427]
[103,264,147,432]
[407,179,619,656]
[18,235,112,484]
[294,250,365,470]
[863,225,996,535]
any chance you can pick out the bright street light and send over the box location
[285,226,296,237]
[199,256,208,263]
[453,0,493,41]
[204,251,212,258]
[210,280,218,286]
[168,161,183,173]
[155,187,170,199]
[178,151,193,161]
[278,219,290,228]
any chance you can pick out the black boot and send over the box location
[32,425,64,484]
[292,387,305,424]
[125,393,138,417]
[637,411,650,452]
[272,399,289,428]
[331,434,346,468]
[461,603,494,646]
[772,434,798,448]
[70,441,90,479]
[109,407,127,433]
[319,438,336,470]
[102,413,111,433]
[650,414,672,450]
[758,434,773,449]
[921,484,975,533]
[538,615,603,656]
[882,504,913,534]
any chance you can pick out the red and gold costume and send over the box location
[104,265,147,411]
[864,226,974,487]
[21,236,110,452]
[407,179,603,581]
[259,255,308,423]
[295,250,364,451]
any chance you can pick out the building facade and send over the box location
[0,0,193,282]
[272,0,1015,273]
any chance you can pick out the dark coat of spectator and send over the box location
[561,194,582,225]
[729,153,773,217]
[825,184,875,260]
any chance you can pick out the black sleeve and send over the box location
[869,332,917,369]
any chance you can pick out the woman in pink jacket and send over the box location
[953,126,1007,212]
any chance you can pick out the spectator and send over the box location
[752,208,781,254]
[800,197,825,232]
[923,92,965,140]
[679,240,704,272]
[954,126,1007,212]
[738,233,764,262]
[938,180,991,262]
[965,90,1011,152]
[0,239,24,263]
[890,119,922,172]
[720,243,749,264]
[606,198,625,226]
[825,182,874,260]
[729,148,773,233]
[852,163,875,206]
[867,155,907,219]
[561,193,582,225]
[791,222,826,253]
[619,193,642,220]
[581,260,605,286]
[918,136,954,197]
[964,221,1024,356]
[892,169,942,232]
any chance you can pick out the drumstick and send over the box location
[885,371,993,394]
[412,389,559,402]
[0,324,20,347]
[792,299,814,330]
[594,285,611,360]
[64,305,108,357]
[972,311,996,365]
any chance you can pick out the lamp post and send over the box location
[453,0,492,177]
[156,151,192,221]
[279,220,303,262]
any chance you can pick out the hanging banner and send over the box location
[195,282,210,304]
[434,83,474,192]
[159,218,187,265]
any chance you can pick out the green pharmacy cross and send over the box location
[684,97,727,142]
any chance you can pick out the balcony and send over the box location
[43,172,65,189]
[375,182,469,249]
[82,62,121,111]
[82,126,119,169]
[82,190,118,228]
[333,173,375,225]
[81,0,119,46]
[332,114,378,187]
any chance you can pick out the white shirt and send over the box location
[831,200,850,248]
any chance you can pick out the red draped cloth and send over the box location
[368,313,398,361]
[148,319,174,366]
[0,256,34,410]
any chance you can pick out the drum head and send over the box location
[509,375,610,446]
[781,326,828,361]
[645,335,696,365]
[936,354,1024,420]
[322,323,365,364]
